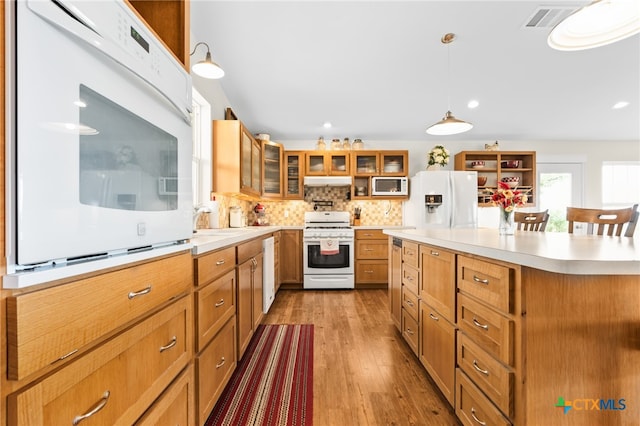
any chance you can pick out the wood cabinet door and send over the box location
[262,141,283,199]
[280,230,302,283]
[237,259,253,358]
[420,301,456,405]
[420,245,456,322]
[389,241,402,330]
[284,152,304,199]
[252,253,264,329]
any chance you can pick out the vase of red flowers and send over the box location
[491,181,528,235]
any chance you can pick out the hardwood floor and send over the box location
[263,289,460,426]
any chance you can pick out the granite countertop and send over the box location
[384,228,639,276]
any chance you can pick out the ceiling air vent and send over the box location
[524,5,577,29]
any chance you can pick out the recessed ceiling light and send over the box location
[467,100,479,109]
[323,122,332,128]
[612,101,629,109]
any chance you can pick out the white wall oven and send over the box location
[303,212,354,289]
[7,0,193,271]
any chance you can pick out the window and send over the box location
[602,162,640,208]
[537,162,584,232]
[191,88,212,207]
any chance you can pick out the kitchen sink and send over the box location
[192,228,253,237]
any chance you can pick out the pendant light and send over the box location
[548,0,640,51]
[426,33,473,136]
[190,42,225,79]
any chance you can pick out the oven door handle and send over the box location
[26,0,192,124]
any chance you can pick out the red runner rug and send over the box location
[205,324,314,426]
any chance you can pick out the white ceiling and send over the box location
[190,0,640,143]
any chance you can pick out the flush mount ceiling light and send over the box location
[426,33,473,136]
[548,0,640,51]
[190,42,225,79]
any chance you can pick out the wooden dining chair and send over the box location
[566,204,638,237]
[514,210,549,232]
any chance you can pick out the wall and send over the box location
[192,79,640,226]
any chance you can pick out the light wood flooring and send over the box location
[263,289,460,426]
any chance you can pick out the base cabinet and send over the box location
[355,229,388,286]
[7,296,193,426]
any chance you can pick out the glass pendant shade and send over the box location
[426,111,473,136]
[548,0,640,51]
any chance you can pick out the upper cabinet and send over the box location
[284,151,304,200]
[262,141,283,199]
[127,1,190,68]
[352,151,408,176]
[212,120,262,198]
[454,151,536,207]
[305,151,350,176]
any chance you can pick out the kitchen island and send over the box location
[384,227,639,426]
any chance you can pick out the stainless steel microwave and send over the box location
[372,177,409,196]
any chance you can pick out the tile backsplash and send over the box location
[197,188,403,229]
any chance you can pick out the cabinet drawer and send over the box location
[355,260,388,283]
[135,364,195,426]
[402,264,419,296]
[8,296,193,426]
[456,369,511,426]
[458,293,514,366]
[195,246,236,286]
[237,238,263,263]
[196,316,237,424]
[458,332,514,417]
[355,229,386,239]
[402,286,419,321]
[6,252,192,381]
[457,255,514,314]
[402,241,419,268]
[401,309,419,356]
[196,269,236,351]
[356,239,388,259]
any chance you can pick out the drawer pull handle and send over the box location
[472,317,489,330]
[472,275,489,285]
[159,336,177,352]
[72,390,110,425]
[128,285,152,299]
[53,348,79,364]
[365,269,374,273]
[472,359,489,375]
[215,299,225,307]
[406,328,414,335]
[216,357,226,368]
[364,248,374,251]
[216,259,226,266]
[364,233,373,236]
[406,300,414,307]
[429,313,439,321]
[430,250,439,256]
[470,408,487,426]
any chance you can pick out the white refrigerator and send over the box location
[403,171,478,228]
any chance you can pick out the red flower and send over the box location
[491,181,528,212]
